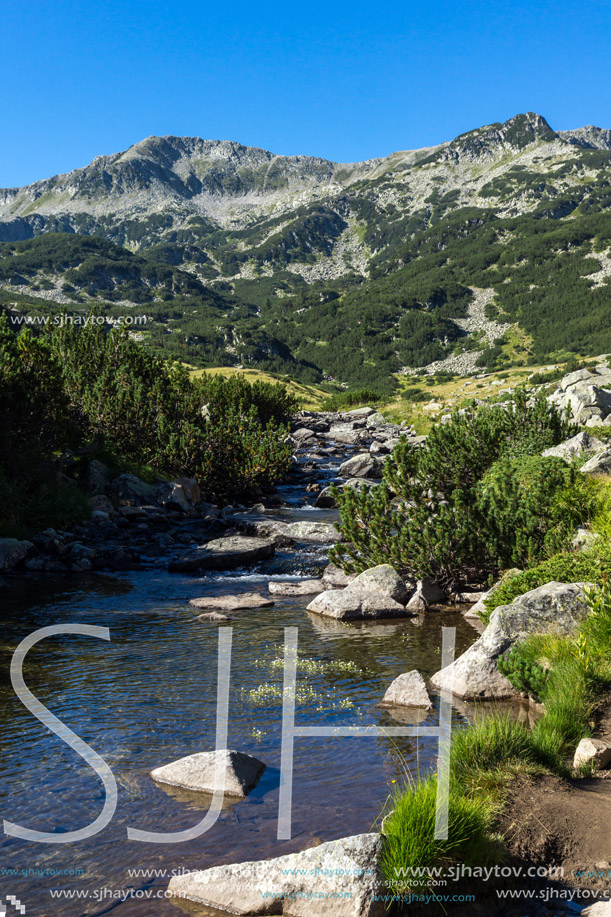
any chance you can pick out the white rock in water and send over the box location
[169,536,275,572]
[284,521,339,543]
[349,564,411,604]
[198,611,232,622]
[189,593,274,610]
[152,749,265,797]
[307,588,410,620]
[268,579,324,595]
[167,832,386,916]
[573,737,611,771]
[378,671,432,709]
[582,903,611,916]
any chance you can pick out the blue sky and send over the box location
[2,0,611,187]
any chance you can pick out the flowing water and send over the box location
[0,447,480,915]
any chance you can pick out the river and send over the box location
[0,443,479,915]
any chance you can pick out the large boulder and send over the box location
[339,453,383,480]
[326,424,363,445]
[366,411,386,428]
[581,449,611,477]
[0,537,33,572]
[542,431,606,462]
[109,473,158,506]
[167,833,385,917]
[308,564,413,620]
[343,406,376,418]
[549,380,611,424]
[349,565,411,605]
[85,459,110,494]
[431,582,592,699]
[378,671,432,709]
[582,903,611,917]
[307,588,409,621]
[158,477,201,512]
[152,749,265,797]
[169,536,275,573]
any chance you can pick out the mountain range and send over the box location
[1,112,611,392]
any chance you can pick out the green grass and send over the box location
[380,775,496,896]
[380,581,611,896]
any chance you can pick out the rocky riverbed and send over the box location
[0,407,484,916]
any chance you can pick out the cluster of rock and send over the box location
[547,364,611,426]
[1,406,411,577]
[305,564,446,620]
[0,467,220,574]
[290,406,424,509]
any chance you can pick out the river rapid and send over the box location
[0,440,479,916]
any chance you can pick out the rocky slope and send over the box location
[2,112,611,388]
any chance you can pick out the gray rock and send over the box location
[431,582,592,699]
[326,424,363,444]
[109,473,159,506]
[152,749,265,797]
[573,737,611,771]
[291,427,318,443]
[378,671,432,709]
[169,536,275,572]
[307,588,411,621]
[321,563,355,587]
[314,486,337,508]
[549,381,611,422]
[85,459,110,494]
[406,579,446,612]
[581,449,611,476]
[339,453,383,480]
[0,537,33,571]
[167,832,385,916]
[559,368,596,390]
[366,411,386,427]
[582,902,611,917]
[268,579,324,596]
[226,512,292,544]
[344,406,376,418]
[542,431,606,461]
[349,564,410,604]
[198,611,232,622]
[572,527,601,551]
[189,593,274,610]
[158,477,201,512]
[284,521,339,543]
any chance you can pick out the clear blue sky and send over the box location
[2,0,611,187]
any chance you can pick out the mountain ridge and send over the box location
[2,111,611,392]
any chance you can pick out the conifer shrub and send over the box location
[0,315,295,533]
[330,391,577,588]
